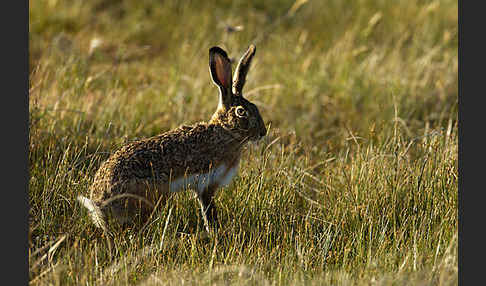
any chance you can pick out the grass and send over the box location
[29,0,457,284]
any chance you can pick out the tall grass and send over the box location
[29,0,457,284]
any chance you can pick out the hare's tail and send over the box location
[77,195,108,232]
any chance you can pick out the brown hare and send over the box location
[77,44,266,234]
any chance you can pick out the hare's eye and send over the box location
[235,106,247,117]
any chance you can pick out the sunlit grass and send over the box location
[29,0,457,284]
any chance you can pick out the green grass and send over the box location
[29,0,457,284]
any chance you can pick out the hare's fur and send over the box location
[78,45,266,233]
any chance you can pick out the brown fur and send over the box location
[77,44,266,233]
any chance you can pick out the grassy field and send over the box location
[29,0,458,285]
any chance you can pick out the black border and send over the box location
[459,1,478,285]
[8,0,29,284]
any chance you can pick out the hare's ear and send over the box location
[232,44,256,96]
[209,47,233,108]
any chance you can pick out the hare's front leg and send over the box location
[197,184,219,232]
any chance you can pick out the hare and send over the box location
[77,44,266,233]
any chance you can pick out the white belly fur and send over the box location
[169,163,239,194]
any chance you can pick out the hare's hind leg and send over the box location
[197,184,220,232]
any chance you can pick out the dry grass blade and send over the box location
[30,234,67,271]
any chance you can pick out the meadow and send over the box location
[29,0,458,284]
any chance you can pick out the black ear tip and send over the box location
[209,46,228,58]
